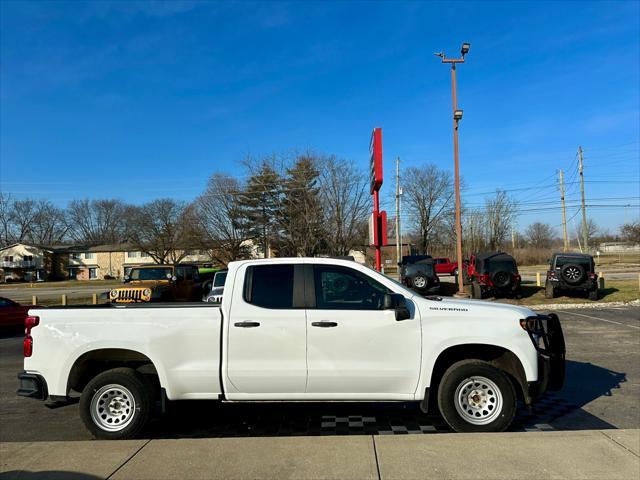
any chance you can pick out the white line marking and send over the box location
[563,310,640,329]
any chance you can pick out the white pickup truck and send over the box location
[17,257,565,439]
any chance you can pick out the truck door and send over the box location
[305,264,421,397]
[226,263,307,395]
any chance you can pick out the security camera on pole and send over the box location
[369,127,387,272]
[436,42,470,298]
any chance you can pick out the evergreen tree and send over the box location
[238,162,282,257]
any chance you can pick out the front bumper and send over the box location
[17,371,48,400]
[523,313,566,399]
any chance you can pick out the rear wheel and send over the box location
[471,281,483,299]
[437,360,516,433]
[80,367,153,440]
[545,281,555,299]
[412,275,427,290]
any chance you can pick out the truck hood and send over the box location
[413,295,536,320]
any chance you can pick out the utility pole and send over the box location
[436,42,470,298]
[395,157,402,265]
[511,226,516,251]
[559,169,569,252]
[578,146,588,251]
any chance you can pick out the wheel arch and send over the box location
[421,343,530,413]
[67,348,162,394]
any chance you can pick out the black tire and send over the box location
[561,263,586,285]
[437,360,517,433]
[79,367,153,440]
[544,281,555,299]
[588,289,599,301]
[491,271,512,288]
[471,281,483,299]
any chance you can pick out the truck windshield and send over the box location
[213,271,227,287]
[129,267,173,281]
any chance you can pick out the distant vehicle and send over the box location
[198,267,220,293]
[203,269,228,303]
[433,257,466,277]
[466,252,521,299]
[398,255,440,294]
[545,253,599,300]
[109,264,202,303]
[0,297,30,328]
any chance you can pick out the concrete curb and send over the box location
[1,429,638,480]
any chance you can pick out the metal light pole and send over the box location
[436,42,470,298]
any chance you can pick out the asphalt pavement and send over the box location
[0,306,638,442]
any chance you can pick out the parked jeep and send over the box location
[109,264,202,303]
[203,269,228,303]
[398,255,440,294]
[467,252,521,299]
[545,252,598,300]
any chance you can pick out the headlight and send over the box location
[109,290,118,299]
[143,288,152,297]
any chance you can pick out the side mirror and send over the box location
[122,275,130,283]
[172,276,178,282]
[383,293,411,321]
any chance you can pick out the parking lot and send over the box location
[1,306,637,442]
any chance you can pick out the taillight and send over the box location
[23,336,33,357]
[589,272,597,280]
[24,316,39,358]
[480,273,492,285]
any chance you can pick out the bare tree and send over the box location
[620,221,640,243]
[67,199,132,244]
[403,165,454,254]
[8,199,39,242]
[575,218,598,247]
[485,190,517,250]
[195,173,253,265]
[29,201,68,244]
[463,210,487,255]
[0,193,12,246]
[128,199,193,264]
[318,156,369,255]
[525,222,555,249]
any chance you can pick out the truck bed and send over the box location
[25,304,223,400]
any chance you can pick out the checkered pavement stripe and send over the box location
[165,392,582,437]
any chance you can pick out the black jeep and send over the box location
[545,252,598,300]
[468,251,521,299]
[398,255,440,295]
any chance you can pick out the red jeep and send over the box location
[433,257,461,276]
[466,252,521,299]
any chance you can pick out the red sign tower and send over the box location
[370,127,387,271]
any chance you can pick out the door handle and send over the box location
[234,321,260,328]
[311,321,338,328]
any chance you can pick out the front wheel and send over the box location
[437,360,517,433]
[80,367,153,440]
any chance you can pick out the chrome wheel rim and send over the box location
[90,384,136,432]
[413,276,426,288]
[565,267,580,280]
[454,376,503,425]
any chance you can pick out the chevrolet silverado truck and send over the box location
[17,258,565,439]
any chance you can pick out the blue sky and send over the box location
[1,0,638,234]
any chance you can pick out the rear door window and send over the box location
[244,264,295,309]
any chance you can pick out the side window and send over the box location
[244,264,294,309]
[175,267,186,280]
[192,267,199,281]
[313,265,390,310]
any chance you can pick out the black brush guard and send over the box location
[522,313,566,395]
